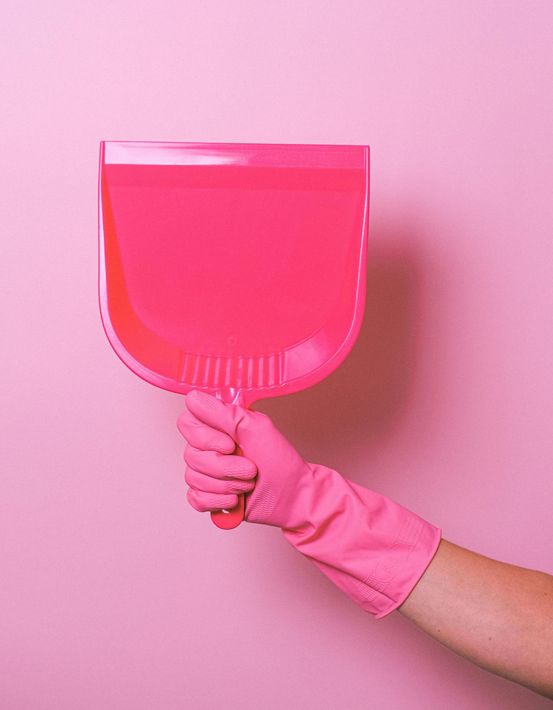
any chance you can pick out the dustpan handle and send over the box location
[209,394,250,530]
[210,447,247,530]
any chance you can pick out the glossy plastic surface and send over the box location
[98,140,370,527]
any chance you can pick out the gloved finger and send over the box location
[177,407,235,453]
[184,445,257,480]
[186,487,238,513]
[184,389,247,440]
[184,465,256,495]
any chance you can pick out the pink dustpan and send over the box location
[98,140,370,529]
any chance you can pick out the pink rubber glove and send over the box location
[177,389,441,618]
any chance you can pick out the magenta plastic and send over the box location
[98,140,370,528]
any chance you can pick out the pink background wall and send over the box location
[2,2,552,708]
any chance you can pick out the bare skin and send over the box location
[399,539,553,699]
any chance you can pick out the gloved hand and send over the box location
[177,389,441,618]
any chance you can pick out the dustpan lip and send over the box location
[98,141,370,405]
[100,139,368,170]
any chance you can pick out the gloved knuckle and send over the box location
[184,466,195,486]
[178,410,200,432]
[186,488,201,511]
[197,492,214,512]
[183,444,196,466]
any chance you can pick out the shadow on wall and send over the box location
[242,233,428,618]
[257,236,422,473]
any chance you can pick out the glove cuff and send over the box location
[282,467,442,618]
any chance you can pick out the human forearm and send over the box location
[399,539,553,698]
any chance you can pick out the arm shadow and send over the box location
[256,238,422,474]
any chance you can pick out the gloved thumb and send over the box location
[184,389,248,441]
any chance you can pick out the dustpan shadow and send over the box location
[256,239,421,474]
